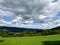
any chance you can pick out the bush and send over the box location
[40,30,49,36]
[12,32,24,37]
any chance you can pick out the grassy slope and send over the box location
[0,35,60,45]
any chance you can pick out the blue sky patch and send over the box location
[2,16,16,22]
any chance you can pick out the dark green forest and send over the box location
[0,26,60,37]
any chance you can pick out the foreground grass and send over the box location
[0,35,60,45]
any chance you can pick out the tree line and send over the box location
[0,28,60,37]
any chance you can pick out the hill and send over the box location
[0,26,43,32]
[0,26,60,37]
[0,26,60,32]
[50,26,60,30]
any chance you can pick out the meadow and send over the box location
[0,34,60,45]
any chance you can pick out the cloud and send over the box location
[0,0,60,29]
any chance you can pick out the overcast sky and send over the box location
[0,0,60,29]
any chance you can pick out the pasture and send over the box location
[0,35,60,45]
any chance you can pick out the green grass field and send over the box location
[0,35,60,45]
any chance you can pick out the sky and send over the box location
[0,0,60,29]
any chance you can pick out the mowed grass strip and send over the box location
[0,35,60,45]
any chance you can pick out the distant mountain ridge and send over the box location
[0,26,43,32]
[50,26,60,30]
[0,26,60,32]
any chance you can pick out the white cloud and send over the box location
[0,9,14,16]
[38,15,47,20]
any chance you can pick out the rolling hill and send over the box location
[0,26,43,32]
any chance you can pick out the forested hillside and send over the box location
[0,26,60,37]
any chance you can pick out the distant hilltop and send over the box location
[0,26,60,32]
[0,26,43,32]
